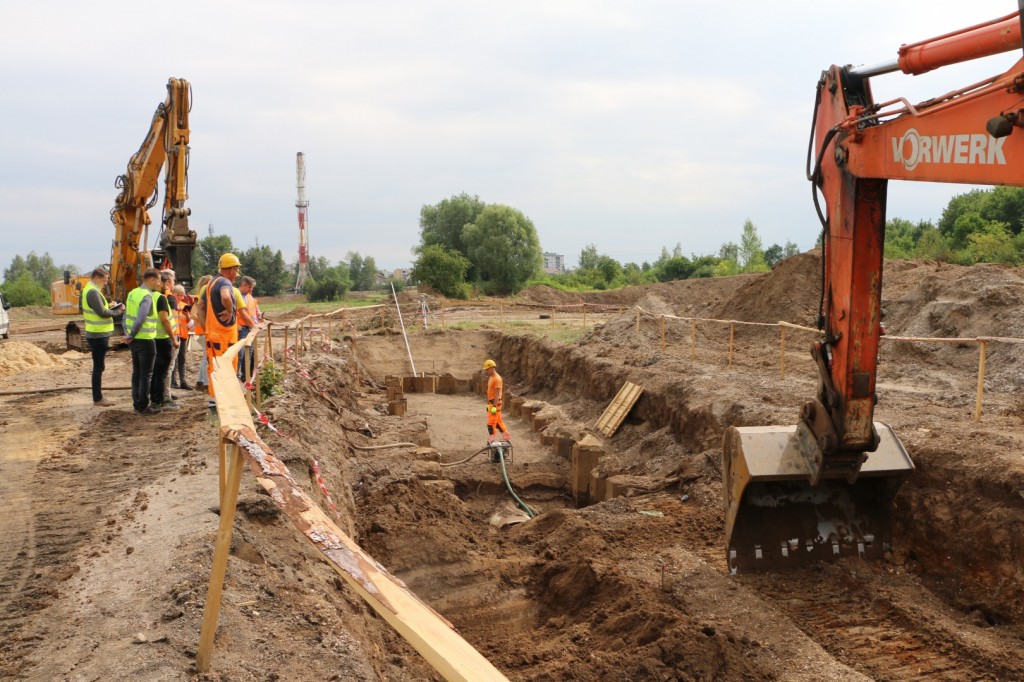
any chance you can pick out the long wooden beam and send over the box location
[197,324,508,681]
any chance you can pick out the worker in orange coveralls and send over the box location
[483,359,511,443]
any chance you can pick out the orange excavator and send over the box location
[58,78,195,350]
[724,10,1024,573]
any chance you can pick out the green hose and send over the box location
[498,448,536,518]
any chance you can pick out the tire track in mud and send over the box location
[745,568,1021,682]
[0,398,184,678]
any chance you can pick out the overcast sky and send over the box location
[1,1,1019,274]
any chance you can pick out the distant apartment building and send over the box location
[543,252,565,274]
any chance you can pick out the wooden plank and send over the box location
[595,381,643,438]
[199,324,508,681]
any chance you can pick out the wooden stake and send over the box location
[197,442,246,672]
[690,320,697,359]
[728,322,735,367]
[780,326,786,379]
[243,338,253,412]
[266,323,274,366]
[975,340,987,422]
[253,333,262,410]
[217,439,227,503]
[660,316,666,351]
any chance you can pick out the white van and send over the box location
[0,292,10,338]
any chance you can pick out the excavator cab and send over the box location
[722,422,913,574]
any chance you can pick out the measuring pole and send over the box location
[392,282,417,376]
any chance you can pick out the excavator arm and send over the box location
[109,77,195,304]
[723,10,1024,573]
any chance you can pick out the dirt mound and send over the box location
[711,251,822,325]
[515,285,584,306]
[0,341,66,377]
[632,292,676,317]
[7,306,52,321]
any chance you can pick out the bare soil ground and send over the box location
[2,252,1024,680]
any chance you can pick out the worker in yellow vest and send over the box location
[124,269,162,415]
[81,267,124,407]
[237,276,262,380]
[151,271,181,411]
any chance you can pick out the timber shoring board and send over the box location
[198,324,509,681]
[595,381,643,437]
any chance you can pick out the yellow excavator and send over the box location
[57,77,195,350]
[724,9,1024,573]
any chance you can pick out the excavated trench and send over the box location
[267,330,1024,679]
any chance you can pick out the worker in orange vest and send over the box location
[192,254,254,410]
[237,276,262,380]
[170,284,195,389]
[483,359,511,443]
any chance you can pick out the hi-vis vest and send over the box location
[152,291,176,339]
[125,287,158,340]
[81,281,114,334]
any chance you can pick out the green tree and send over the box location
[411,244,471,298]
[1,272,51,306]
[654,256,694,282]
[192,235,235,280]
[578,244,601,271]
[419,193,486,270]
[738,219,768,272]
[690,255,721,278]
[763,244,784,268]
[239,245,289,296]
[303,261,352,302]
[306,255,332,282]
[719,242,739,263]
[462,204,543,295]
[347,251,379,291]
[783,241,800,258]
[962,222,1018,264]
[4,251,63,290]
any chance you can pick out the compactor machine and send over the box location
[725,8,1024,573]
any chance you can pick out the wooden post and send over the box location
[660,316,666,351]
[690,320,697,359]
[197,442,246,672]
[283,326,289,374]
[217,439,227,503]
[440,301,445,330]
[728,322,735,367]
[975,340,987,422]
[243,338,253,411]
[780,326,786,379]
[253,333,262,409]
[266,323,274,366]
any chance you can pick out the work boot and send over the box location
[93,398,115,407]
[135,405,161,416]
[155,400,181,411]
[180,383,193,390]
[170,381,180,389]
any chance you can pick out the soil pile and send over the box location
[515,284,583,306]
[0,341,66,377]
[712,250,822,325]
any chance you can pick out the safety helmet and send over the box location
[483,359,496,370]
[218,252,242,269]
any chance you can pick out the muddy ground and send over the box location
[2,252,1024,681]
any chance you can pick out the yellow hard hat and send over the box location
[218,252,241,269]
[483,359,496,370]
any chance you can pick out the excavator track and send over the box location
[744,567,1019,682]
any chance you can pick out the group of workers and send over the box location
[83,252,262,416]
[84,250,509,438]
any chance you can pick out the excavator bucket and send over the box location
[722,423,913,574]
